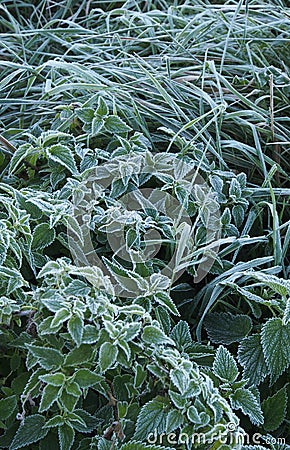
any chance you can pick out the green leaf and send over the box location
[58,423,75,450]
[104,115,131,133]
[154,292,180,316]
[204,312,252,345]
[81,324,100,344]
[60,389,78,412]
[39,384,60,412]
[68,315,84,347]
[238,334,268,386]
[10,415,49,450]
[0,395,17,420]
[170,321,192,350]
[76,108,94,123]
[134,397,169,440]
[170,368,189,394]
[51,308,71,328]
[91,117,104,136]
[165,409,184,433]
[96,97,109,117]
[26,345,64,370]
[73,369,103,388]
[45,415,65,428]
[262,386,287,431]
[142,326,175,346]
[230,388,263,425]
[248,272,290,297]
[39,372,65,386]
[31,223,56,250]
[283,298,290,325]
[134,364,147,389]
[213,346,239,383]
[99,342,118,372]
[64,344,93,367]
[46,145,77,174]
[261,318,290,384]
[70,409,101,433]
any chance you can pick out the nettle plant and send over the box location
[0,97,288,450]
[0,257,267,450]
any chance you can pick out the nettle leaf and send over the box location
[238,334,268,386]
[204,312,252,344]
[39,372,65,386]
[213,346,239,383]
[10,414,48,450]
[165,409,184,433]
[154,292,180,316]
[99,342,118,372]
[230,388,263,425]
[170,368,190,394]
[91,117,104,136]
[68,315,84,347]
[46,145,78,174]
[0,395,17,420]
[283,298,290,325]
[76,108,94,123]
[82,324,100,344]
[134,397,169,440]
[104,116,131,134]
[261,318,290,384]
[142,326,175,346]
[26,345,64,370]
[31,223,55,250]
[64,344,93,367]
[73,369,103,388]
[134,364,147,389]
[247,272,290,297]
[71,409,101,433]
[170,321,192,350]
[45,415,65,428]
[39,384,60,412]
[58,423,75,450]
[262,386,287,432]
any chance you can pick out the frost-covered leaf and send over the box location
[134,397,169,440]
[154,292,180,316]
[204,312,252,344]
[261,318,290,384]
[170,321,192,350]
[68,315,84,347]
[31,223,55,250]
[73,369,103,388]
[10,415,48,450]
[238,334,268,386]
[142,326,175,346]
[58,423,75,450]
[104,116,131,133]
[165,409,184,433]
[213,346,239,383]
[26,345,64,370]
[99,342,118,372]
[46,144,78,174]
[0,395,16,420]
[230,388,263,425]
[39,384,60,412]
[262,386,287,431]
